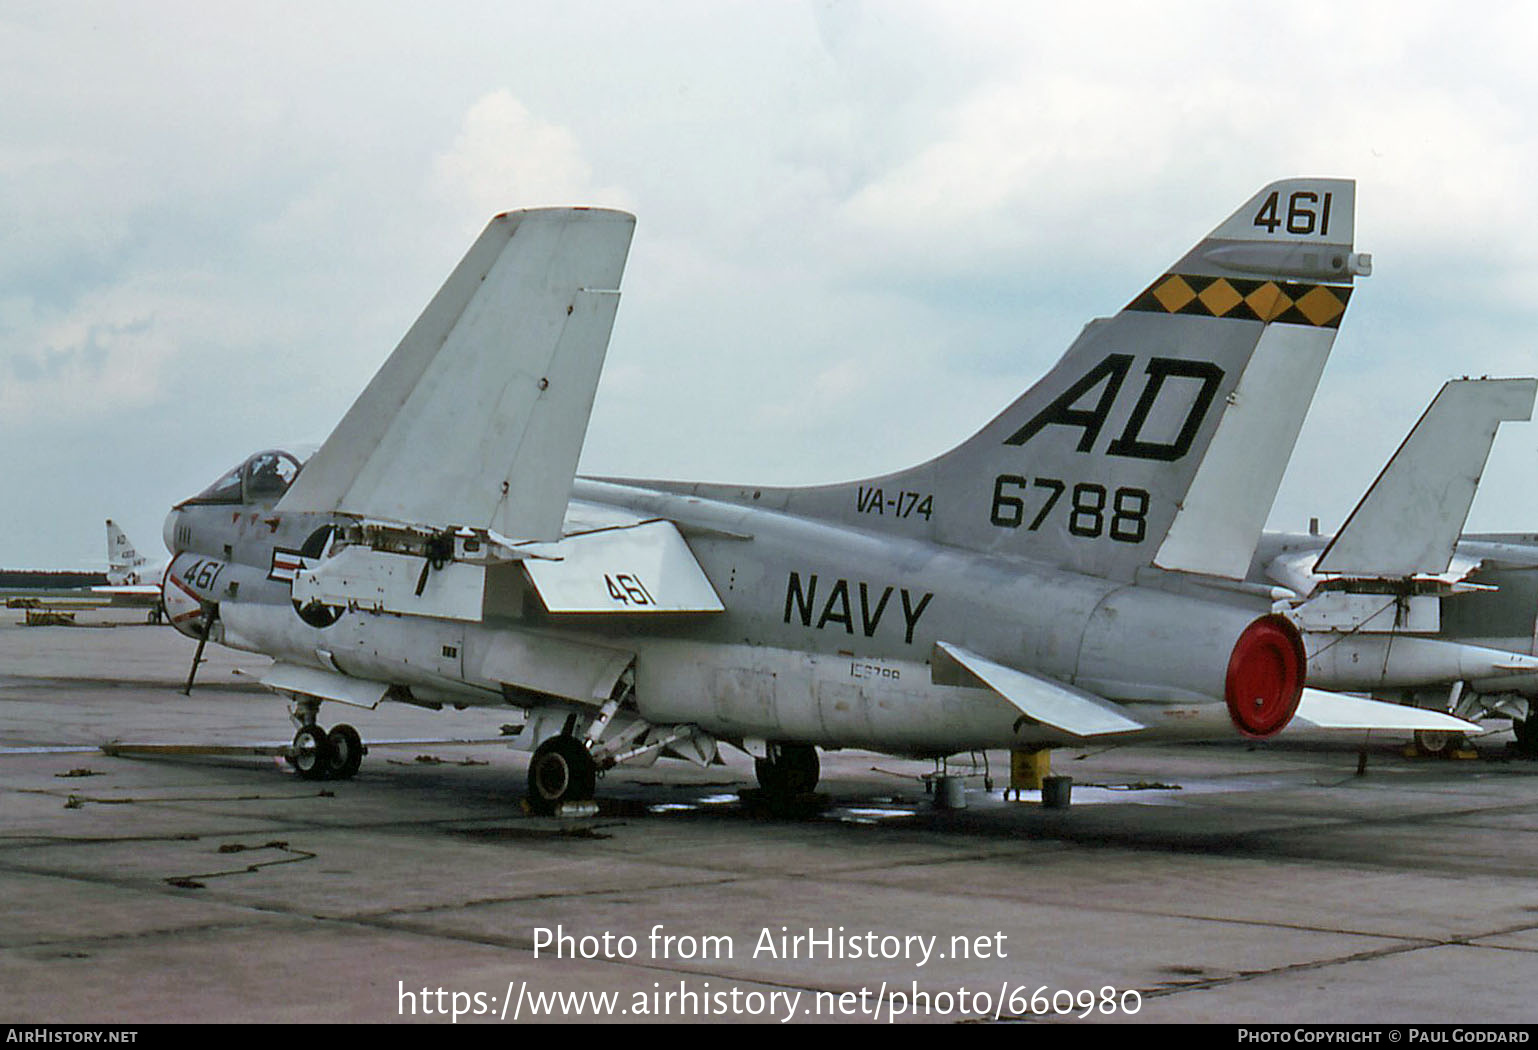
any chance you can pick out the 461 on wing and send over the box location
[989,475,1150,543]
[606,573,656,605]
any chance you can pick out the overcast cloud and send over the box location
[3,1,1536,568]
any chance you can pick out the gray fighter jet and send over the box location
[1249,377,1538,753]
[160,183,1477,812]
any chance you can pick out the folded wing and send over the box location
[278,208,636,542]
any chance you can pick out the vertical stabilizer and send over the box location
[701,180,1369,582]
[105,519,144,584]
[1314,378,1536,576]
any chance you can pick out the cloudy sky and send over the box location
[4,1,1537,569]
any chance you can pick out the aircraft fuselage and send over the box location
[164,476,1271,757]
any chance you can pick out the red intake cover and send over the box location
[1224,614,1305,738]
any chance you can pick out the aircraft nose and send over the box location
[163,508,183,554]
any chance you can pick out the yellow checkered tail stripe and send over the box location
[1127,273,1352,328]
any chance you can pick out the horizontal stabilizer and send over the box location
[260,663,390,710]
[1316,378,1536,576]
[90,584,160,598]
[932,641,1147,737]
[1291,688,1481,732]
[521,520,725,613]
[278,208,636,541]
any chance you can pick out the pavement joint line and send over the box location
[799,870,1504,944]
[0,833,204,849]
[344,874,752,921]
[1461,941,1538,956]
[1136,923,1538,1002]
[165,841,319,887]
[1,916,318,954]
[11,787,335,806]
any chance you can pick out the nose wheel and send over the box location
[289,723,367,781]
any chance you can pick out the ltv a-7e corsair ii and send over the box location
[161,180,1475,812]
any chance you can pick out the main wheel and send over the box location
[326,724,365,780]
[1414,729,1462,757]
[1514,712,1538,757]
[527,736,597,815]
[290,725,333,781]
[755,743,820,795]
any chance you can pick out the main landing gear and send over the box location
[1515,711,1538,758]
[754,742,820,796]
[526,735,598,815]
[1412,729,1465,758]
[737,742,825,818]
[288,723,366,782]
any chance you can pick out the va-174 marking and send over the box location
[854,487,933,520]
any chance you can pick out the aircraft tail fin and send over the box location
[278,208,636,542]
[105,519,143,584]
[1314,378,1536,577]
[676,179,1369,582]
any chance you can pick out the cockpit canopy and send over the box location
[179,449,307,507]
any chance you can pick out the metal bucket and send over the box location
[1041,775,1073,809]
[935,775,967,810]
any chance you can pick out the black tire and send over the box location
[1514,713,1538,757]
[1414,729,1462,757]
[290,725,333,781]
[326,724,365,780]
[527,736,597,815]
[755,743,820,795]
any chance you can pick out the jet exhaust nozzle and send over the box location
[1224,613,1306,738]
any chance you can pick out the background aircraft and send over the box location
[105,519,166,586]
[91,519,168,618]
[1244,379,1538,753]
[160,184,1476,813]
[0,520,167,622]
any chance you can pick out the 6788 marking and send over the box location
[989,475,1150,543]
